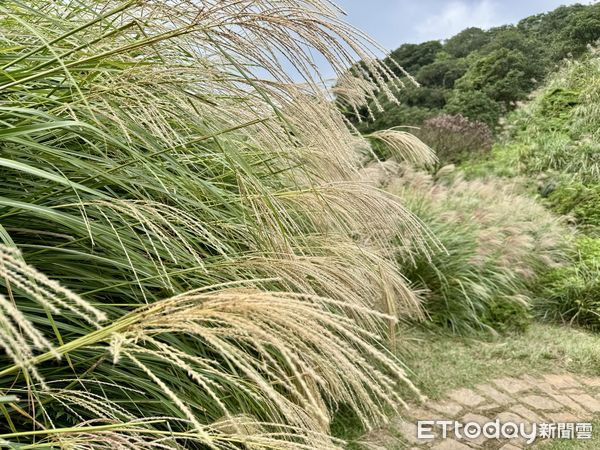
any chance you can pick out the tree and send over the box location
[559,13,600,57]
[444,27,490,57]
[342,2,600,130]
[482,27,546,79]
[444,90,501,126]
[416,55,467,88]
[455,48,535,107]
[386,40,443,75]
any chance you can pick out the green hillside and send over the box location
[341,2,600,131]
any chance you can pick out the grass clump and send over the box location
[0,1,434,448]
[384,165,569,335]
[536,236,600,330]
[548,182,600,231]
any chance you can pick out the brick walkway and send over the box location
[361,373,600,449]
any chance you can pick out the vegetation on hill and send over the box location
[341,2,600,131]
[490,51,600,330]
[335,5,600,447]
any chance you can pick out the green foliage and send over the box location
[416,55,467,88]
[481,300,532,334]
[444,89,502,126]
[536,237,600,330]
[0,1,430,448]
[548,183,600,230]
[458,143,523,179]
[385,40,443,74]
[444,27,491,58]
[556,4,600,58]
[455,48,536,107]
[511,54,600,184]
[539,88,580,124]
[481,27,546,80]
[357,103,434,132]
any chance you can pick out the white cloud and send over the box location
[415,0,501,41]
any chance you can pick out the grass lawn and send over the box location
[401,323,600,401]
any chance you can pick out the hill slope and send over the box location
[343,2,600,131]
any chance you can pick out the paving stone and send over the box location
[493,377,532,395]
[358,371,600,450]
[508,437,529,447]
[519,374,539,385]
[460,433,487,446]
[548,394,586,413]
[477,402,502,413]
[544,374,580,389]
[563,389,586,395]
[580,376,600,387]
[431,438,472,450]
[395,419,428,444]
[451,419,489,446]
[430,400,464,417]
[521,395,562,411]
[360,431,399,449]
[545,412,581,423]
[462,412,490,426]
[509,405,545,423]
[570,393,600,412]
[497,411,528,424]
[448,388,486,407]
[476,383,513,405]
[408,406,437,421]
[532,381,560,395]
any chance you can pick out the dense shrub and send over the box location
[416,55,468,88]
[454,48,536,107]
[415,114,493,167]
[385,165,568,335]
[445,27,491,58]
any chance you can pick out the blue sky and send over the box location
[337,0,588,50]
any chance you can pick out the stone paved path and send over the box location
[361,373,600,449]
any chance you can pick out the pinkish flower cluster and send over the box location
[417,114,493,165]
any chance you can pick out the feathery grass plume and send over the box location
[0,0,428,447]
[535,236,600,330]
[0,245,105,385]
[332,73,397,122]
[105,289,422,429]
[365,129,437,167]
